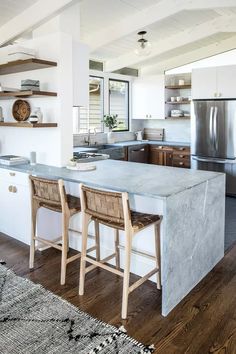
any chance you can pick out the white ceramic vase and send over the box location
[107,131,115,144]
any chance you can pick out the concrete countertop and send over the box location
[74,141,190,149]
[0,159,222,199]
[107,140,190,147]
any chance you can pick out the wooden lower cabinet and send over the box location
[149,145,173,166]
[149,145,190,168]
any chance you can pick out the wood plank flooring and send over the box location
[1,232,236,354]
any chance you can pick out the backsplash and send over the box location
[74,119,190,146]
[131,119,190,143]
[73,131,135,146]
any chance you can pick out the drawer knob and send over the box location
[179,154,184,158]
[179,162,184,165]
[9,172,16,177]
[8,185,13,192]
[12,186,17,193]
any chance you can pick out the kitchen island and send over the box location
[0,160,225,316]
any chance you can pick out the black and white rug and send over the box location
[0,265,154,354]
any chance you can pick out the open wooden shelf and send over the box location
[0,58,57,75]
[166,101,191,105]
[165,85,191,89]
[0,122,58,128]
[0,90,57,99]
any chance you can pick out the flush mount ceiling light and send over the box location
[134,31,151,56]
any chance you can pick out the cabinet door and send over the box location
[132,75,165,119]
[146,76,165,119]
[192,67,217,99]
[149,146,173,166]
[128,145,149,163]
[0,178,31,245]
[132,79,148,119]
[217,65,236,99]
[149,147,164,165]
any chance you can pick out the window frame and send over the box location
[89,74,105,133]
[108,78,130,132]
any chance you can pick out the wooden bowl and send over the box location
[12,100,31,121]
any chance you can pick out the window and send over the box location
[73,76,104,134]
[73,75,130,134]
[109,79,129,131]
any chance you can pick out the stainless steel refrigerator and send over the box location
[191,99,236,196]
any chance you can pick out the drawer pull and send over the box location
[132,148,145,152]
[8,185,17,193]
[12,186,17,193]
[9,172,16,176]
[179,155,184,158]
[179,162,184,165]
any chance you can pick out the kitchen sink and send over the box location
[73,144,125,160]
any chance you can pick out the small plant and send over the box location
[102,114,120,131]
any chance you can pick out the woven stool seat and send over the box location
[93,210,160,231]
[38,194,81,214]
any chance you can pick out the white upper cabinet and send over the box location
[132,75,165,119]
[217,65,236,99]
[192,67,217,99]
[192,65,236,99]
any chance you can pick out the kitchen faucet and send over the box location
[84,128,97,146]
[84,129,91,146]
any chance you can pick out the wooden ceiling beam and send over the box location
[0,0,80,47]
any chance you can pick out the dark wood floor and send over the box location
[1,233,236,354]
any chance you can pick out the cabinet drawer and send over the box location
[151,145,172,151]
[173,159,190,168]
[173,153,190,160]
[173,146,190,153]
[0,168,29,186]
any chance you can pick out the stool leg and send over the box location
[155,223,161,290]
[79,213,90,295]
[29,202,38,269]
[94,220,100,261]
[114,229,120,269]
[121,228,132,319]
[60,213,69,285]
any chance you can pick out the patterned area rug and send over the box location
[0,265,154,354]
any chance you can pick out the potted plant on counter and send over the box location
[102,114,120,143]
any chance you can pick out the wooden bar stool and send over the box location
[29,176,84,285]
[78,183,162,319]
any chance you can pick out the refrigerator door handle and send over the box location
[209,106,214,148]
[192,156,236,164]
[213,106,218,150]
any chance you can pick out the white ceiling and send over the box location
[0,0,37,27]
[90,9,222,61]
[1,0,236,74]
[79,0,236,73]
[80,0,161,38]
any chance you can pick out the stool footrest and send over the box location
[34,236,62,251]
[85,253,123,277]
[129,267,159,294]
[66,253,81,264]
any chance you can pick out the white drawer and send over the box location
[0,168,29,187]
